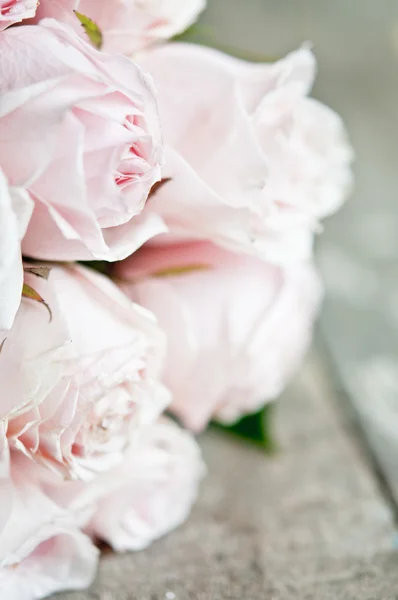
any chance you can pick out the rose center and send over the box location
[1,0,18,15]
[115,114,150,188]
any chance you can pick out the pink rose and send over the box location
[34,0,206,54]
[0,457,98,600]
[116,241,322,430]
[46,418,205,552]
[86,419,204,551]
[139,44,353,264]
[0,0,37,30]
[0,170,33,330]
[0,20,164,262]
[2,264,169,480]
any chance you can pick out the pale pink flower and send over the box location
[34,0,206,54]
[46,418,205,552]
[0,457,98,600]
[0,0,38,30]
[116,241,322,430]
[0,169,33,330]
[139,44,353,264]
[87,419,204,551]
[1,265,169,480]
[0,20,164,262]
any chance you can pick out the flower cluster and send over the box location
[0,1,352,598]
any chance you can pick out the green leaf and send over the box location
[24,265,51,280]
[79,261,110,276]
[74,11,103,49]
[213,404,277,452]
[22,283,52,322]
[153,264,209,278]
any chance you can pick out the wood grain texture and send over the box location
[52,352,398,600]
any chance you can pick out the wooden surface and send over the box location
[54,2,398,598]
[54,351,398,600]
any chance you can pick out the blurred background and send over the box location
[190,1,398,495]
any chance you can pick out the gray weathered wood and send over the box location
[53,352,398,599]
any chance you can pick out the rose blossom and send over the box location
[34,0,206,55]
[0,0,37,30]
[0,19,164,262]
[139,44,353,264]
[86,418,204,551]
[1,264,170,480]
[116,241,322,430]
[0,456,98,600]
[45,418,205,552]
[0,169,33,330]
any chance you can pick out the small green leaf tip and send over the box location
[24,266,51,280]
[213,404,277,452]
[74,11,103,50]
[22,283,52,323]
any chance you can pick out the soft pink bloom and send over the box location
[0,457,98,600]
[116,241,322,430]
[0,170,33,330]
[34,0,206,55]
[139,44,353,264]
[0,20,164,262]
[0,0,37,30]
[87,419,204,551]
[46,418,205,552]
[1,264,169,480]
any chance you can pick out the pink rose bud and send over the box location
[116,241,322,430]
[34,0,206,55]
[139,43,353,264]
[1,265,170,480]
[0,20,164,262]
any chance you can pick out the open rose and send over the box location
[0,456,98,600]
[0,20,164,262]
[116,241,322,430]
[0,0,37,30]
[34,0,206,54]
[1,265,169,480]
[0,169,33,330]
[139,44,353,264]
[45,418,205,552]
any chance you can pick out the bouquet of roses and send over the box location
[0,1,353,598]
